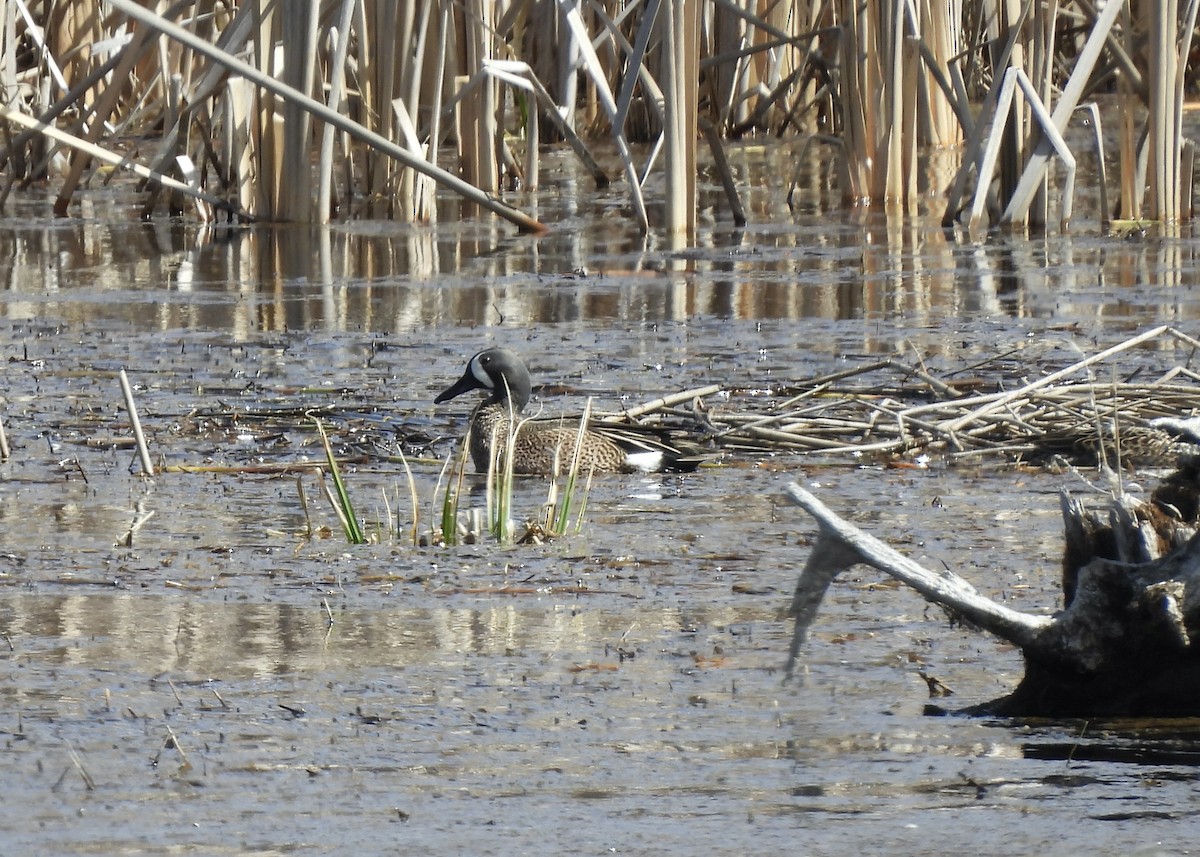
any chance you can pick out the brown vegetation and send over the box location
[0,1,1191,231]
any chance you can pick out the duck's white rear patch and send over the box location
[1151,415,1200,444]
[625,450,663,471]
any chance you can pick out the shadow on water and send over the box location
[2,142,1200,854]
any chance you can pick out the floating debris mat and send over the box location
[687,325,1200,467]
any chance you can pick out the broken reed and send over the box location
[5,1,1191,231]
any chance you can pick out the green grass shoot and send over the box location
[314,417,365,544]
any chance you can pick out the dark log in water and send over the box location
[786,459,1200,718]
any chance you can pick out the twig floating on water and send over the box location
[62,739,96,791]
[620,384,724,420]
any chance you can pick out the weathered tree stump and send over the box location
[785,459,1200,717]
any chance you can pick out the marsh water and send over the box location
[3,140,1200,855]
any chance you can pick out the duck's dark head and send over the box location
[434,348,532,411]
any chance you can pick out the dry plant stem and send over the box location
[0,412,9,460]
[317,0,358,223]
[705,326,1200,460]
[868,402,964,452]
[896,357,963,400]
[940,0,1030,226]
[62,738,96,791]
[107,0,545,233]
[0,103,250,219]
[800,359,895,388]
[1072,0,1144,95]
[607,0,665,132]
[165,462,326,474]
[620,384,724,419]
[555,0,648,231]
[478,60,609,188]
[1000,0,1123,225]
[662,0,699,236]
[970,65,1077,230]
[279,3,319,221]
[1077,102,1109,228]
[116,503,156,548]
[163,723,192,770]
[709,392,833,440]
[0,45,124,170]
[296,475,313,539]
[119,369,156,477]
[750,426,876,450]
[913,325,1172,428]
[54,7,158,215]
[699,117,746,226]
[1175,3,1200,217]
[1147,0,1177,221]
[137,3,259,199]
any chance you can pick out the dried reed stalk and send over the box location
[1116,0,1139,221]
[662,0,699,237]
[0,100,249,218]
[999,0,1122,226]
[277,2,319,221]
[109,0,545,231]
[456,0,499,197]
[118,369,156,477]
[318,0,357,222]
[0,0,1169,233]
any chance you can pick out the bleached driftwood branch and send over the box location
[783,482,1051,676]
[785,475,1200,716]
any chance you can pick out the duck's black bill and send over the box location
[434,371,482,404]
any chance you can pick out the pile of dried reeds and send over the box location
[0,1,1193,232]
[652,326,1200,467]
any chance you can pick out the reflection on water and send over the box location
[1,145,1198,334]
[2,575,1195,855]
[0,592,775,680]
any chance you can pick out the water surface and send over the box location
[1,141,1198,854]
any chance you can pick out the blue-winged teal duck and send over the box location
[435,348,707,475]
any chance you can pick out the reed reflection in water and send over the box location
[1,146,1197,334]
